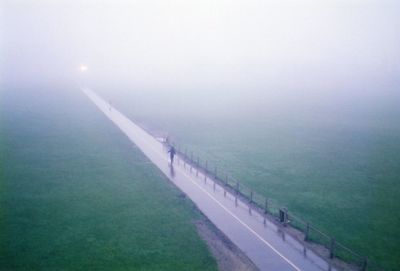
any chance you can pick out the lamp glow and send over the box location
[79,65,88,72]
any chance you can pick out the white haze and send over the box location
[2,0,400,127]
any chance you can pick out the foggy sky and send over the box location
[2,0,400,110]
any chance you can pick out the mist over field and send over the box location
[3,1,399,94]
[2,0,399,131]
[2,0,400,270]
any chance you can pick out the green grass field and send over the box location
[101,88,400,270]
[0,87,217,271]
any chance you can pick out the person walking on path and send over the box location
[168,146,176,165]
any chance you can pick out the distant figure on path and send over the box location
[168,146,176,165]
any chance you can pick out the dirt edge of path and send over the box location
[194,215,259,271]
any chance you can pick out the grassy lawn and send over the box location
[0,87,217,271]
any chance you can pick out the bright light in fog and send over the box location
[79,65,88,72]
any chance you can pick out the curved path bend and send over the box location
[82,88,337,271]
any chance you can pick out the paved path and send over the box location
[83,88,337,271]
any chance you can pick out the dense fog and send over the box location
[2,0,400,129]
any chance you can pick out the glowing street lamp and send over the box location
[79,65,88,72]
[78,65,88,88]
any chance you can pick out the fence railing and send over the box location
[166,140,384,271]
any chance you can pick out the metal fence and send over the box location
[166,140,385,271]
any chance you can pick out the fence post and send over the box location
[304,223,310,241]
[264,198,268,214]
[361,257,368,271]
[235,182,239,206]
[329,238,335,259]
[214,166,217,179]
[224,175,227,197]
[279,207,288,226]
[213,181,216,191]
[249,191,253,214]
[263,198,268,224]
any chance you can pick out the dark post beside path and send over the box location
[330,238,336,259]
[361,258,368,271]
[305,223,310,241]
[279,207,288,226]
[249,191,253,214]
[263,198,269,225]
[224,175,228,197]
[235,182,239,207]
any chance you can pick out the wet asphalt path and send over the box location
[83,88,337,271]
